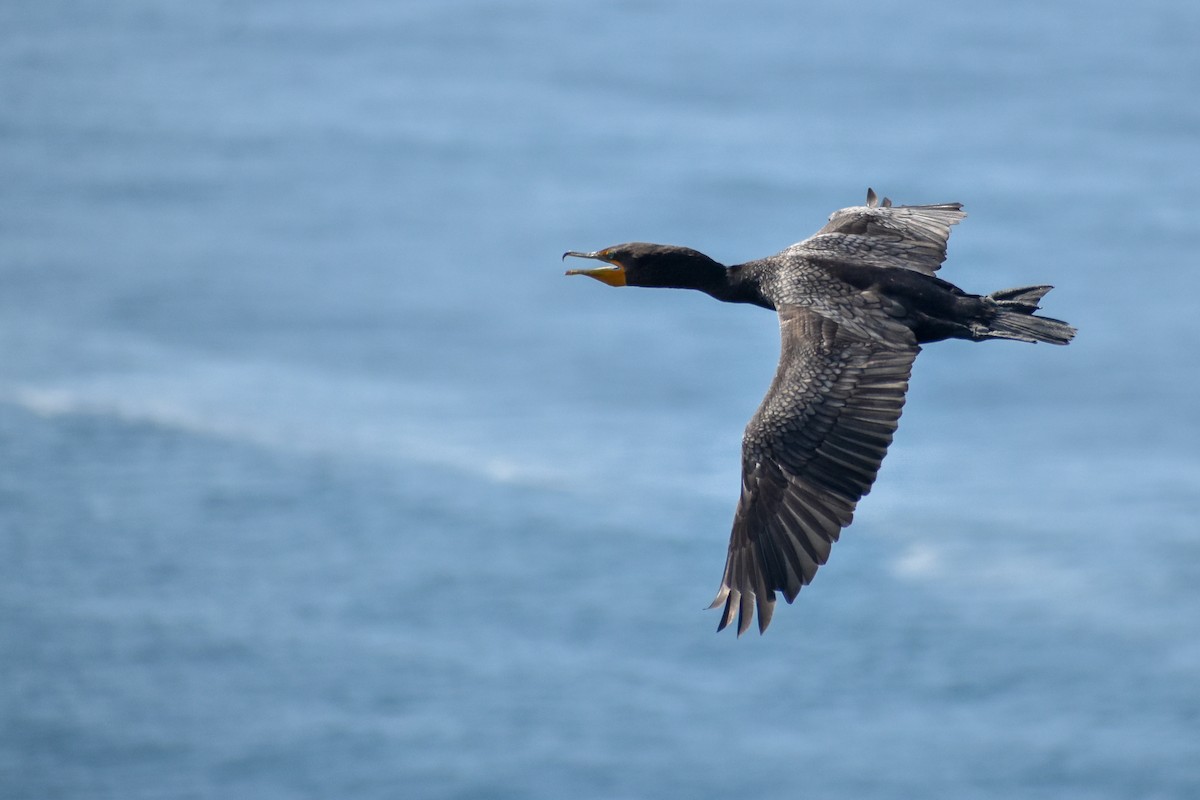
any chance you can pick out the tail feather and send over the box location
[984,285,1076,345]
[988,284,1054,313]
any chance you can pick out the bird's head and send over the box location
[562,243,725,290]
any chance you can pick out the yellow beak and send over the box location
[562,251,627,287]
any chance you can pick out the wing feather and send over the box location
[712,306,919,634]
[785,188,966,276]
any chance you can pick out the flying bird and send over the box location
[564,189,1076,635]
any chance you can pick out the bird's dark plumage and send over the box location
[565,189,1076,635]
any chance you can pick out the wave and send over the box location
[4,350,574,491]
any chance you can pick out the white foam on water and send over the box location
[4,343,572,490]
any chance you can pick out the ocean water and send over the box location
[2,1,1199,798]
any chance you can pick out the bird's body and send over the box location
[564,190,1076,635]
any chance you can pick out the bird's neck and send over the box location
[640,248,774,309]
[704,263,774,309]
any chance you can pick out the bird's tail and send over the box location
[981,285,1076,345]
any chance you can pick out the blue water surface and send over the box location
[2,1,1199,798]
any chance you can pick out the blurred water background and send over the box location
[2,1,1198,798]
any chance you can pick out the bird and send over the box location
[563,188,1076,636]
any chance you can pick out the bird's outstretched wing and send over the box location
[710,305,920,634]
[785,188,966,276]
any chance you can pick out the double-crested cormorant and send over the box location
[564,189,1076,635]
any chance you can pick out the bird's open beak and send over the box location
[562,251,627,287]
